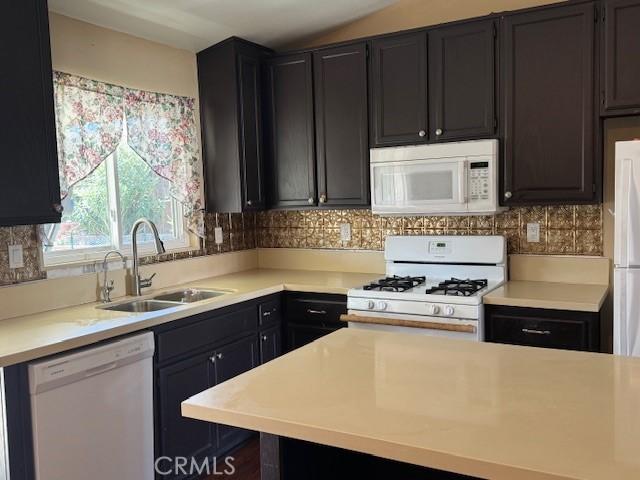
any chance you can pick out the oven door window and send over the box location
[372,159,467,211]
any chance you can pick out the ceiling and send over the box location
[48,0,397,52]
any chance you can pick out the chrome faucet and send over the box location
[101,250,126,303]
[131,218,166,296]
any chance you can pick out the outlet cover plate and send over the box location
[214,227,223,245]
[526,223,540,243]
[340,223,352,242]
[8,244,24,269]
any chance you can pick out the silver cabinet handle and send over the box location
[319,194,327,204]
[247,200,253,206]
[308,197,314,204]
[504,191,513,199]
[435,129,443,136]
[418,130,426,137]
[307,309,327,315]
[263,311,272,317]
[261,335,268,341]
[216,353,223,359]
[522,328,551,335]
[209,356,216,363]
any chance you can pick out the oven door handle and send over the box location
[339,314,477,333]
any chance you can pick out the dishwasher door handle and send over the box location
[84,361,119,378]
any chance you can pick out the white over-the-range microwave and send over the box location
[370,139,504,215]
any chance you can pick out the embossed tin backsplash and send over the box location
[256,205,603,256]
[0,212,257,286]
[0,206,602,287]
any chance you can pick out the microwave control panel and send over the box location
[469,161,490,201]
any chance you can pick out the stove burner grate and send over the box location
[363,275,426,292]
[425,278,488,296]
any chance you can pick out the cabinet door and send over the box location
[260,326,282,364]
[370,32,428,146]
[157,353,216,463]
[213,336,258,451]
[485,306,599,352]
[286,324,339,352]
[264,54,316,208]
[502,3,597,205]
[314,43,370,207]
[238,53,265,210]
[0,0,61,226]
[603,0,640,115]
[429,20,496,141]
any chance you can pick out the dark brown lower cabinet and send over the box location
[260,325,282,363]
[213,336,259,450]
[284,292,347,352]
[157,352,217,468]
[485,305,600,352]
[154,294,282,480]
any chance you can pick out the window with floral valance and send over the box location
[43,72,204,263]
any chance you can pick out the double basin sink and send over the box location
[100,288,231,313]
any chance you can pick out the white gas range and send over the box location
[346,235,507,341]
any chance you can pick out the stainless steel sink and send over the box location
[100,300,180,313]
[152,289,228,303]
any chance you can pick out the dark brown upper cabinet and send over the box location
[263,53,317,208]
[370,32,428,146]
[198,38,271,213]
[502,2,598,206]
[429,20,496,142]
[0,0,61,226]
[602,0,640,115]
[314,43,370,207]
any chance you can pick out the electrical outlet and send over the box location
[214,227,223,245]
[340,223,352,242]
[8,244,24,269]
[526,222,540,243]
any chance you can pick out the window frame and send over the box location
[43,145,193,267]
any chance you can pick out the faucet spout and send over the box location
[131,218,165,296]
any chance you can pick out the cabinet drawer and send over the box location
[285,294,347,328]
[156,306,258,363]
[485,304,599,352]
[259,297,281,328]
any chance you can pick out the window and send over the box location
[43,127,189,264]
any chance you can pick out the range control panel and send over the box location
[469,161,490,201]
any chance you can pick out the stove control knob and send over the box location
[444,306,455,317]
[377,301,388,311]
[367,300,375,310]
[429,305,440,315]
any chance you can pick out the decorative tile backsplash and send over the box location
[0,212,256,286]
[256,205,604,256]
[0,206,602,287]
[0,225,45,285]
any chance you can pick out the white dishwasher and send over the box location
[28,332,155,480]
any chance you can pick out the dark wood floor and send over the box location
[204,436,260,480]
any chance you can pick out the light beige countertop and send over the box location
[483,280,609,312]
[183,328,640,480]
[0,269,379,367]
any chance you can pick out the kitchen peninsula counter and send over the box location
[183,328,640,480]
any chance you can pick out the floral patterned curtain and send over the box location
[53,72,204,237]
[53,72,124,198]
[125,90,204,236]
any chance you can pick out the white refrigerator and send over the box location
[614,140,640,356]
